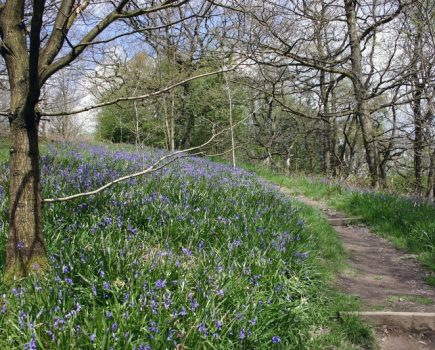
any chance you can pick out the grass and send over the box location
[246,166,435,277]
[0,143,377,349]
[385,295,433,305]
[0,137,8,163]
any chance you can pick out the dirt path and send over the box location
[279,188,435,349]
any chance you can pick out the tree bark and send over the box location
[6,113,47,278]
[224,74,236,168]
[410,17,425,194]
[427,148,435,199]
[1,0,48,279]
[180,82,194,149]
[344,0,379,187]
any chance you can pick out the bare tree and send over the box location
[213,0,409,187]
[45,68,87,140]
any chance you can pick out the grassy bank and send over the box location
[249,167,435,280]
[0,143,375,349]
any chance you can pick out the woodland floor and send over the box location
[279,187,435,350]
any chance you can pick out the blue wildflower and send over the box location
[155,279,166,289]
[272,336,281,343]
[198,323,207,335]
[216,289,224,297]
[103,281,110,290]
[239,328,246,339]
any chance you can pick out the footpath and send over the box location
[279,187,435,350]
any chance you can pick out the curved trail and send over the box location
[279,187,435,350]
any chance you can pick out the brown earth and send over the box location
[279,188,435,350]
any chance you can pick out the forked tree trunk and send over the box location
[0,0,48,279]
[345,0,379,188]
[5,111,47,279]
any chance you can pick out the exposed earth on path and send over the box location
[279,187,435,349]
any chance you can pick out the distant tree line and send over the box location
[96,0,435,196]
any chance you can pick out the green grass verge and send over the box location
[247,166,435,277]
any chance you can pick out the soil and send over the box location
[278,187,435,350]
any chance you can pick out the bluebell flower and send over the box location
[181,247,193,256]
[198,240,204,251]
[24,335,37,350]
[239,328,246,339]
[103,281,110,290]
[216,289,224,297]
[272,336,281,343]
[134,345,151,350]
[179,306,187,316]
[155,279,166,289]
[190,299,199,311]
[198,323,207,335]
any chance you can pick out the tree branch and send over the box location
[40,0,191,83]
[41,65,241,116]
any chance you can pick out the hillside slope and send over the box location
[0,143,374,349]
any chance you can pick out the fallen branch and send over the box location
[42,152,198,203]
[43,103,259,204]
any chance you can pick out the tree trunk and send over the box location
[358,105,379,188]
[411,18,425,194]
[6,111,47,279]
[319,71,331,175]
[226,78,236,168]
[0,0,48,279]
[427,148,435,199]
[345,0,379,188]
[179,82,194,149]
[413,110,424,193]
[379,160,388,189]
[170,92,175,152]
